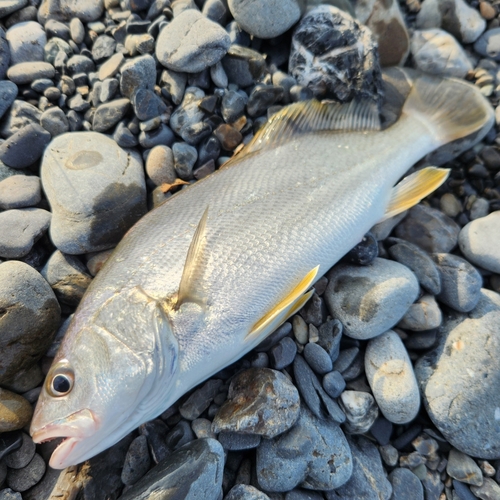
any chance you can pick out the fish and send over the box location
[30,73,494,469]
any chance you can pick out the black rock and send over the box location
[222,44,266,87]
[247,84,284,118]
[346,232,378,265]
[0,431,22,461]
[165,420,195,453]
[121,435,151,486]
[270,336,297,369]
[221,90,247,124]
[140,419,169,464]
[179,379,223,421]
[217,432,261,451]
[197,135,221,167]
[317,319,342,362]
[369,416,393,446]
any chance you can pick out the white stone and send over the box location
[6,21,46,65]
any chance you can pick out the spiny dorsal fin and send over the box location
[176,207,209,309]
[243,98,381,157]
[382,167,450,221]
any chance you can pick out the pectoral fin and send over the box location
[246,266,319,343]
[382,167,450,221]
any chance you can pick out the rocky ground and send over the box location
[0,0,500,499]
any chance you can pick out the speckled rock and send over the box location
[0,389,32,432]
[6,21,45,64]
[41,131,146,254]
[398,294,442,331]
[389,468,424,500]
[459,212,500,274]
[0,175,40,209]
[325,258,419,339]
[212,368,300,438]
[37,0,104,23]
[339,390,379,434]
[447,449,483,486]
[6,453,45,492]
[225,484,271,500]
[121,435,151,486]
[415,289,500,459]
[365,330,420,424]
[120,54,156,99]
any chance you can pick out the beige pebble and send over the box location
[0,388,33,432]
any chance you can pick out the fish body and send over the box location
[31,74,494,469]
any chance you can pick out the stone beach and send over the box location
[0,0,500,499]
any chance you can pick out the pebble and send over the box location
[212,368,300,438]
[120,54,156,98]
[156,9,230,73]
[145,145,177,186]
[1,99,41,137]
[0,175,40,209]
[4,433,35,469]
[269,336,297,369]
[459,212,500,273]
[247,84,283,118]
[139,123,175,149]
[172,142,198,180]
[256,405,352,492]
[365,330,420,424]
[440,192,463,218]
[0,81,17,120]
[225,484,271,500]
[6,453,45,492]
[0,1,28,18]
[370,416,393,446]
[43,38,72,66]
[335,435,392,499]
[217,432,261,451]
[214,124,242,150]
[322,370,345,398]
[415,289,500,459]
[471,477,500,499]
[303,342,333,375]
[179,379,223,421]
[398,294,442,331]
[221,45,265,87]
[160,69,187,106]
[6,22,45,68]
[411,29,473,78]
[395,204,460,253]
[339,390,379,434]
[432,253,483,312]
[41,131,146,254]
[98,53,124,81]
[379,444,399,467]
[346,232,379,265]
[0,389,32,432]
[447,449,484,486]
[292,315,308,345]
[92,98,130,132]
[38,0,104,23]
[325,258,419,340]
[293,355,345,424]
[388,468,424,500]
[69,17,85,44]
[416,0,486,43]
[132,88,167,121]
[40,107,69,137]
[120,438,224,500]
[121,435,151,486]
[7,61,55,85]
[317,319,342,362]
[289,5,383,102]
[475,27,500,61]
[0,432,22,461]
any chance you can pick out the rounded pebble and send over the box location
[0,390,32,432]
[0,175,41,209]
[303,342,333,375]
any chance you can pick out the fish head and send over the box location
[31,287,178,469]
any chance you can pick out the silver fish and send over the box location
[31,74,493,469]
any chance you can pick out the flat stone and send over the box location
[0,208,51,258]
[66,54,94,74]
[0,175,41,209]
[179,379,223,421]
[365,330,420,424]
[459,211,500,274]
[339,390,379,434]
[156,9,230,73]
[212,368,300,439]
[256,404,352,492]
[7,61,55,85]
[121,435,151,486]
[0,390,32,432]
[6,21,45,64]
[41,131,146,254]
[415,289,500,459]
[120,438,224,500]
[93,98,130,132]
[37,0,104,23]
[398,294,442,331]
[389,468,424,500]
[6,453,45,492]
[120,54,156,98]
[447,449,484,486]
[325,258,419,340]
[303,342,333,375]
[4,433,35,469]
[0,123,51,168]
[217,432,261,451]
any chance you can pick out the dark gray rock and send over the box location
[432,253,483,313]
[289,5,383,102]
[4,432,35,469]
[471,477,500,499]
[41,131,146,254]
[93,98,130,132]
[221,90,247,124]
[0,208,51,258]
[132,88,168,121]
[0,28,9,81]
[180,379,223,421]
[256,405,352,492]
[66,54,94,74]
[121,435,151,486]
[387,238,441,295]
[0,0,28,19]
[212,368,300,438]
[247,84,283,118]
[173,142,198,180]
[120,438,224,500]
[156,9,230,73]
[6,453,45,492]
[114,121,139,148]
[139,123,175,148]
[221,45,266,87]
[453,480,477,500]
[346,232,378,265]
[0,124,51,169]
[217,432,261,451]
[398,294,442,331]
[92,35,116,63]
[255,321,292,352]
[0,100,40,138]
[415,289,500,459]
[293,355,345,424]
[0,432,22,462]
[140,419,169,464]
[120,54,156,99]
[45,19,71,40]
[322,371,345,398]
[160,69,187,106]
[164,420,195,454]
[100,78,119,103]
[303,342,333,374]
[339,390,378,434]
[226,484,270,500]
[0,175,40,209]
[270,336,297,369]
[43,37,72,66]
[317,319,342,362]
[389,468,423,500]
[370,417,393,446]
[325,258,419,340]
[0,81,17,121]
[335,435,392,499]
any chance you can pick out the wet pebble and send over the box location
[339,390,379,434]
[325,258,419,340]
[0,390,32,432]
[0,175,40,209]
[121,435,151,486]
[212,368,300,438]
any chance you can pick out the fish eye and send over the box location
[46,361,74,397]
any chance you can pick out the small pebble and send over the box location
[339,390,379,434]
[303,342,333,375]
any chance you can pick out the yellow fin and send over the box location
[382,167,450,221]
[176,207,209,309]
[246,266,319,343]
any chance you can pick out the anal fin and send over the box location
[382,166,450,221]
[246,266,319,343]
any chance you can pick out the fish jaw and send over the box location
[31,408,98,469]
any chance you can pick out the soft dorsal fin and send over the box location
[382,166,450,221]
[241,98,381,157]
[176,207,209,309]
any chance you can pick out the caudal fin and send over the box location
[402,74,494,146]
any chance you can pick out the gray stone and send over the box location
[120,54,156,98]
[4,433,35,469]
[415,289,500,459]
[335,435,392,499]
[217,432,261,451]
[325,258,419,340]
[389,468,424,500]
[0,175,41,209]
[247,84,284,118]
[145,145,176,186]
[7,62,55,85]
[212,368,300,438]
[66,54,94,74]
[317,319,342,362]
[395,204,460,253]
[6,453,45,492]
[226,484,271,500]
[459,212,500,274]
[339,390,379,434]
[0,100,41,138]
[98,53,124,81]
[0,0,28,18]
[447,449,483,486]
[0,208,51,258]
[322,371,345,398]
[269,336,297,370]
[255,322,293,352]
[475,28,500,61]
[365,330,420,424]
[139,123,175,149]
[0,123,51,169]
[40,107,69,137]
[132,89,168,121]
[37,0,104,23]
[0,81,17,121]
[156,9,230,73]
[121,435,151,486]
[387,238,441,295]
[303,342,333,375]
[92,35,116,63]
[160,69,187,106]
[43,37,73,66]
[41,131,146,254]
[432,253,483,313]
[256,405,353,492]
[172,141,198,180]
[289,5,383,102]
[6,21,46,64]
[0,490,21,500]
[93,98,130,132]
[120,438,224,500]
[398,294,442,331]
[0,28,9,81]
[70,17,85,44]
[221,45,266,87]
[180,379,223,421]
[191,418,216,440]
[471,477,500,500]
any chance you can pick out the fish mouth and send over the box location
[31,408,98,469]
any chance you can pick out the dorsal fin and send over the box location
[242,98,381,157]
[176,207,209,309]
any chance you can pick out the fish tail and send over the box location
[402,74,494,145]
